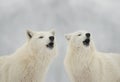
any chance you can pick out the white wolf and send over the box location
[0,29,57,82]
[64,31,120,82]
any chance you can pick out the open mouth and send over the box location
[46,42,54,49]
[83,38,90,46]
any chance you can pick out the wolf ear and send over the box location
[26,30,34,39]
[50,29,55,35]
[65,34,71,41]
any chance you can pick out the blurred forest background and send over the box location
[0,0,120,82]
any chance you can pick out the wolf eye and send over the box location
[39,36,44,39]
[78,34,81,36]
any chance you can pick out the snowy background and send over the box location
[0,0,120,82]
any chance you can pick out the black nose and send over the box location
[86,33,90,38]
[49,36,54,41]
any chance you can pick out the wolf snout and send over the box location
[49,36,54,41]
[86,33,90,38]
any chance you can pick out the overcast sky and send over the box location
[0,0,120,82]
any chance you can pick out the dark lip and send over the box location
[83,38,90,46]
[46,42,54,49]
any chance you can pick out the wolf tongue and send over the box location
[83,38,90,46]
[85,39,90,43]
[49,42,54,46]
[46,42,54,49]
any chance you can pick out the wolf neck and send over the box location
[67,45,96,82]
[16,43,51,60]
[68,45,95,67]
[15,43,53,82]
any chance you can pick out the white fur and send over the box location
[64,31,120,82]
[0,30,57,82]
